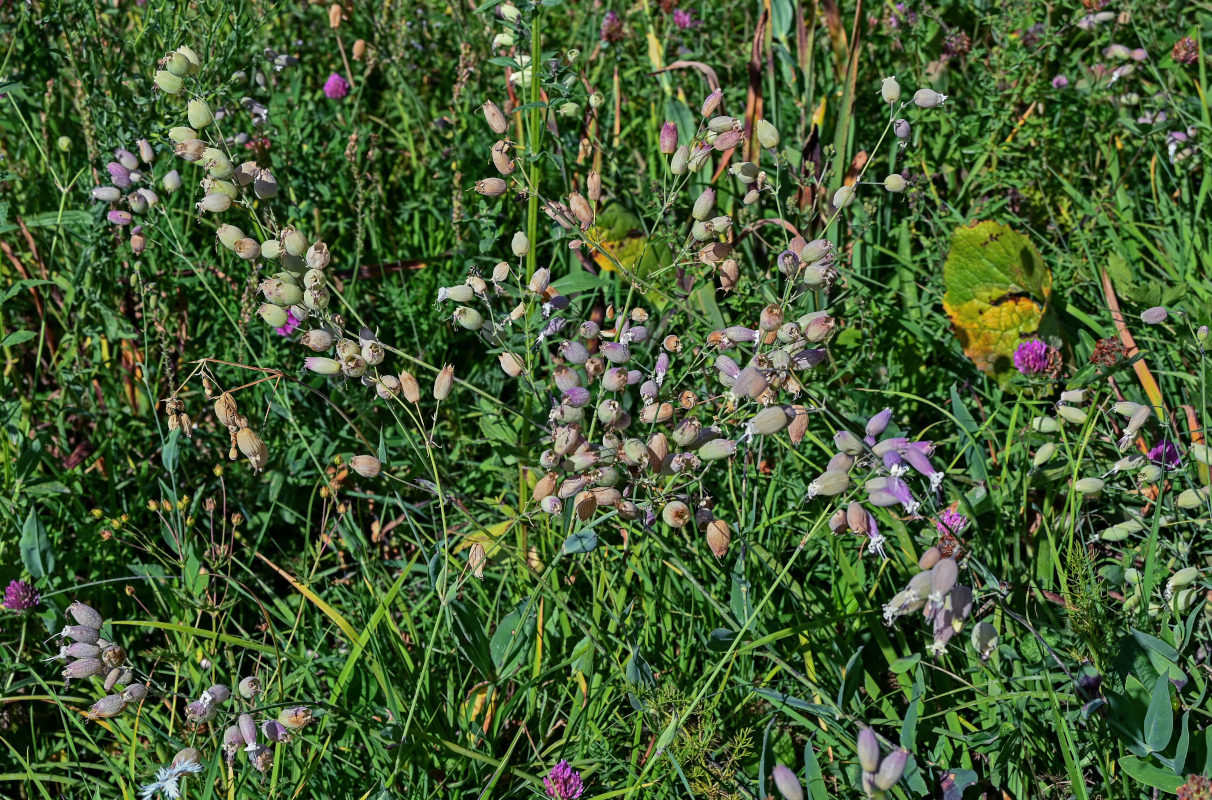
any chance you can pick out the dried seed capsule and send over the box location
[568,191,593,227]
[341,354,367,378]
[299,329,334,352]
[662,500,691,528]
[638,402,674,425]
[705,519,730,557]
[528,267,551,293]
[238,676,262,699]
[883,174,907,193]
[350,455,381,478]
[306,242,331,270]
[234,238,261,260]
[433,364,454,400]
[361,341,384,365]
[101,645,126,668]
[254,169,278,199]
[498,351,525,377]
[236,427,265,463]
[476,177,508,197]
[278,705,313,730]
[490,140,514,174]
[88,693,128,719]
[207,684,231,703]
[249,744,273,773]
[482,100,508,134]
[234,160,258,186]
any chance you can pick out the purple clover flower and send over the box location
[543,760,584,799]
[3,580,40,611]
[936,508,969,535]
[1148,440,1181,469]
[672,9,697,29]
[600,11,624,43]
[275,308,302,337]
[1051,74,1069,89]
[1013,338,1050,376]
[323,72,350,100]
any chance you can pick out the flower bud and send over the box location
[350,455,381,478]
[912,88,947,108]
[659,121,679,154]
[857,727,881,772]
[874,749,909,790]
[883,174,907,193]
[305,356,342,375]
[692,188,715,221]
[971,621,998,659]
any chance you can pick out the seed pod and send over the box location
[1031,416,1060,433]
[63,657,106,681]
[511,231,529,257]
[659,121,679,154]
[361,342,384,365]
[1032,442,1057,467]
[88,693,128,719]
[971,621,998,660]
[670,145,690,175]
[748,406,790,435]
[482,100,508,134]
[755,118,780,148]
[476,177,508,197]
[893,118,911,139]
[528,267,551,293]
[207,684,231,703]
[1074,477,1105,496]
[1056,405,1088,425]
[808,470,850,497]
[639,402,674,425]
[341,354,367,378]
[154,70,184,94]
[203,149,233,179]
[66,602,104,629]
[883,174,908,193]
[702,518,731,557]
[701,88,723,116]
[874,748,909,791]
[832,185,856,209]
[692,188,716,221]
[699,439,737,461]
[433,364,454,400]
[1176,487,1209,509]
[238,676,262,699]
[278,705,313,730]
[62,625,100,644]
[350,455,381,478]
[490,140,514,174]
[912,88,947,108]
[232,238,260,261]
[880,75,902,104]
[187,98,214,129]
[123,683,147,702]
[196,192,231,213]
[92,186,121,202]
[732,366,768,399]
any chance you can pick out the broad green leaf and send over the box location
[942,221,1053,374]
[20,509,53,579]
[561,529,598,554]
[1118,756,1184,793]
[1144,673,1174,752]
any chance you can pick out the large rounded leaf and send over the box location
[942,221,1053,374]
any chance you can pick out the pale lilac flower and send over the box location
[323,72,349,100]
[1013,338,1050,376]
[1148,440,1181,469]
[3,580,39,611]
[1051,74,1069,89]
[544,760,584,799]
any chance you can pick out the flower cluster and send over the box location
[3,579,39,611]
[47,601,147,716]
[882,548,974,656]
[543,760,585,799]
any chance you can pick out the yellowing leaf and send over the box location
[942,220,1053,374]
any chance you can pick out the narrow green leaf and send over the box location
[1144,674,1174,753]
